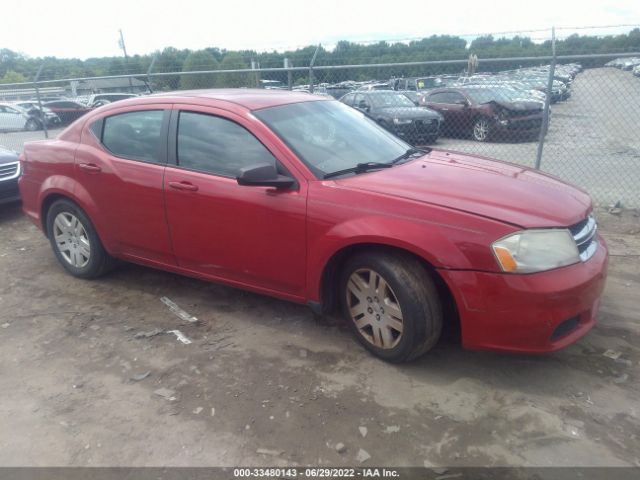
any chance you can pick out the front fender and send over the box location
[306,214,483,302]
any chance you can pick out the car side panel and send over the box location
[19,139,79,228]
[305,180,515,302]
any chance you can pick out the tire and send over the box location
[339,250,442,363]
[46,199,116,279]
[25,119,40,131]
[472,117,492,142]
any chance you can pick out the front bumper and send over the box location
[439,236,608,353]
[0,178,21,204]
[392,119,441,142]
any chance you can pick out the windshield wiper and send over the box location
[390,147,430,165]
[323,162,393,179]
[323,148,430,179]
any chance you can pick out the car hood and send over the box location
[376,106,442,120]
[488,100,543,112]
[335,150,591,228]
[0,147,19,164]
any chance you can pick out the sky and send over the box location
[2,0,640,59]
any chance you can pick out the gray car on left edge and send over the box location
[0,146,21,204]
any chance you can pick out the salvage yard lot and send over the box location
[1,68,639,207]
[0,202,638,467]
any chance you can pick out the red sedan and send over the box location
[18,90,608,362]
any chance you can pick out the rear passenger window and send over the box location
[177,111,276,177]
[101,110,164,163]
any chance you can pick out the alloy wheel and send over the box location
[53,212,91,268]
[346,268,404,349]
[473,118,490,141]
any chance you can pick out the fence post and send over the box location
[251,60,261,88]
[309,44,320,93]
[33,63,48,140]
[535,26,556,170]
[146,55,157,93]
[284,58,293,90]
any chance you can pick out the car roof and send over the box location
[148,89,328,111]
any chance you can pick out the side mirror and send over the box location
[236,163,295,189]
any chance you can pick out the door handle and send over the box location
[78,163,102,173]
[168,181,199,192]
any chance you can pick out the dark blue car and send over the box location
[0,146,20,204]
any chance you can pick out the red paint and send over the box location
[19,90,608,354]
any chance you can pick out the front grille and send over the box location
[413,119,438,133]
[569,215,598,261]
[0,162,20,181]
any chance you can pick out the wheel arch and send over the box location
[315,242,461,342]
[39,184,114,254]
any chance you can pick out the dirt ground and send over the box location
[0,202,638,468]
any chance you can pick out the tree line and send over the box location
[1,29,639,89]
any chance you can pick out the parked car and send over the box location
[633,65,640,77]
[0,103,40,131]
[84,93,138,108]
[0,146,21,204]
[422,86,543,142]
[43,100,92,124]
[14,102,62,129]
[19,90,607,362]
[340,90,443,144]
[392,76,457,92]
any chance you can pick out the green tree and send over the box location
[180,50,219,89]
[217,53,249,87]
[1,70,27,84]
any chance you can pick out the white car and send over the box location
[0,103,39,132]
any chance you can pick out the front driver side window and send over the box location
[177,111,276,177]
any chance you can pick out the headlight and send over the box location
[393,118,412,125]
[492,229,580,273]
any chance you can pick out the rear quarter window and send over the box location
[100,110,165,163]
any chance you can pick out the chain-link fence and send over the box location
[1,39,640,207]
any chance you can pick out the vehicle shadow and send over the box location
[0,202,23,223]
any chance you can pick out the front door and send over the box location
[163,107,307,299]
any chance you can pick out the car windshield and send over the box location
[465,87,527,104]
[369,92,415,108]
[254,100,411,178]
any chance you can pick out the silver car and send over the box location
[0,103,39,131]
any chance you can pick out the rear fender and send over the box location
[38,176,117,253]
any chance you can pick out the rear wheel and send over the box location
[46,199,116,279]
[339,250,442,362]
[25,119,39,131]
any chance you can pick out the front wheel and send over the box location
[46,199,116,279]
[472,117,492,142]
[339,251,442,362]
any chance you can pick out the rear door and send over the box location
[163,105,307,299]
[75,106,175,265]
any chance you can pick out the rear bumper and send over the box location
[439,236,608,353]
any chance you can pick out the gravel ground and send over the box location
[0,202,638,467]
